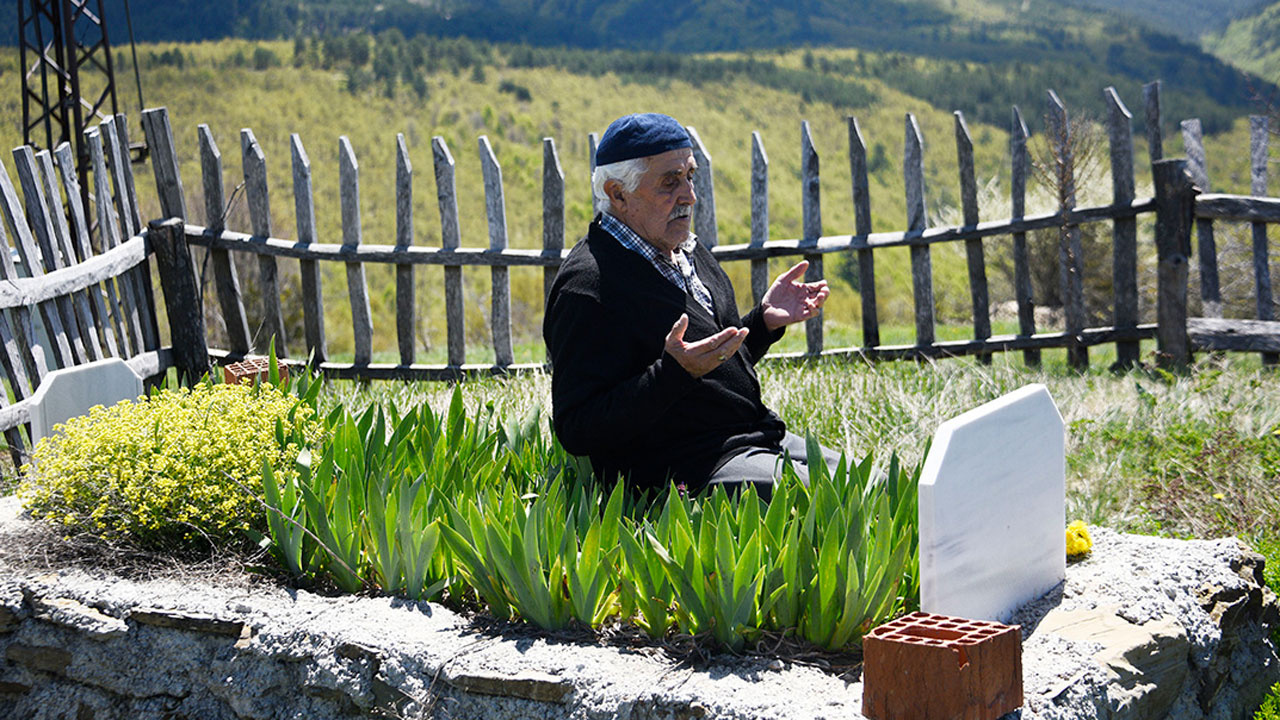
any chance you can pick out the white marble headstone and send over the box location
[918,383,1065,622]
[27,358,143,445]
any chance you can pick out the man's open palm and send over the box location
[761,261,830,331]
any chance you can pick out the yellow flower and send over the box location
[19,380,323,548]
[1066,520,1093,557]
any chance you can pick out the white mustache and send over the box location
[668,205,692,221]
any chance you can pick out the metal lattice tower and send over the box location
[19,0,137,181]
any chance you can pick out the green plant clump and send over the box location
[20,381,324,549]
[265,384,919,652]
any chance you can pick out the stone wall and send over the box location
[1,529,1277,720]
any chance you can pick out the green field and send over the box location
[1,36,1271,365]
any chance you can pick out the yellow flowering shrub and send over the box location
[1066,520,1093,557]
[19,381,324,549]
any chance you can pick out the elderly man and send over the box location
[544,112,833,497]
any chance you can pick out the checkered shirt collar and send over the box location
[599,212,714,314]
[600,212,698,264]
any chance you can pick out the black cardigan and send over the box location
[543,218,787,492]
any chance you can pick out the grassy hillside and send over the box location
[1203,0,1280,83]
[1063,0,1268,42]
[0,38,1270,364]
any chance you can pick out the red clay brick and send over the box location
[223,356,288,386]
[862,612,1022,720]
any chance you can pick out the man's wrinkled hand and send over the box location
[664,314,748,378]
[761,260,830,332]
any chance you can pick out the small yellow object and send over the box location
[1213,492,1225,500]
[1066,520,1093,557]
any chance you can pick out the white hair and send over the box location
[591,157,650,214]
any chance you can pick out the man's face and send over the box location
[608,148,697,256]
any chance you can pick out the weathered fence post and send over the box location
[395,133,416,365]
[1152,159,1196,369]
[198,125,252,355]
[848,117,878,352]
[750,131,769,305]
[340,136,374,366]
[41,148,104,361]
[1010,106,1039,366]
[292,134,327,365]
[1143,80,1163,166]
[432,137,465,367]
[542,137,565,366]
[904,114,935,348]
[88,127,143,358]
[113,115,144,232]
[1105,87,1140,369]
[688,126,717,248]
[54,141,122,359]
[800,120,823,354]
[242,129,289,355]
[479,136,514,368]
[15,147,90,364]
[0,162,46,387]
[1046,90,1088,370]
[1181,119,1220,319]
[0,158,72,371]
[954,111,990,364]
[1249,116,1276,366]
[138,109,185,357]
[113,115,159,352]
[150,217,210,384]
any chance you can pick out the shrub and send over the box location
[498,79,532,102]
[20,381,323,550]
[252,46,281,70]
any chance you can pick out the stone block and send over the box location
[32,596,128,640]
[445,669,572,703]
[223,356,288,386]
[130,609,243,637]
[918,383,1065,622]
[27,358,143,445]
[862,611,1022,720]
[5,643,72,675]
[1034,605,1188,720]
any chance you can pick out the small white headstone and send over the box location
[28,358,143,445]
[918,383,1065,622]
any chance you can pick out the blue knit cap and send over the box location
[595,113,691,166]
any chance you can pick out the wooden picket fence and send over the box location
[138,80,1278,381]
[0,78,1277,465]
[0,79,1271,460]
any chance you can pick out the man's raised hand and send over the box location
[761,260,830,331]
[664,314,748,378]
